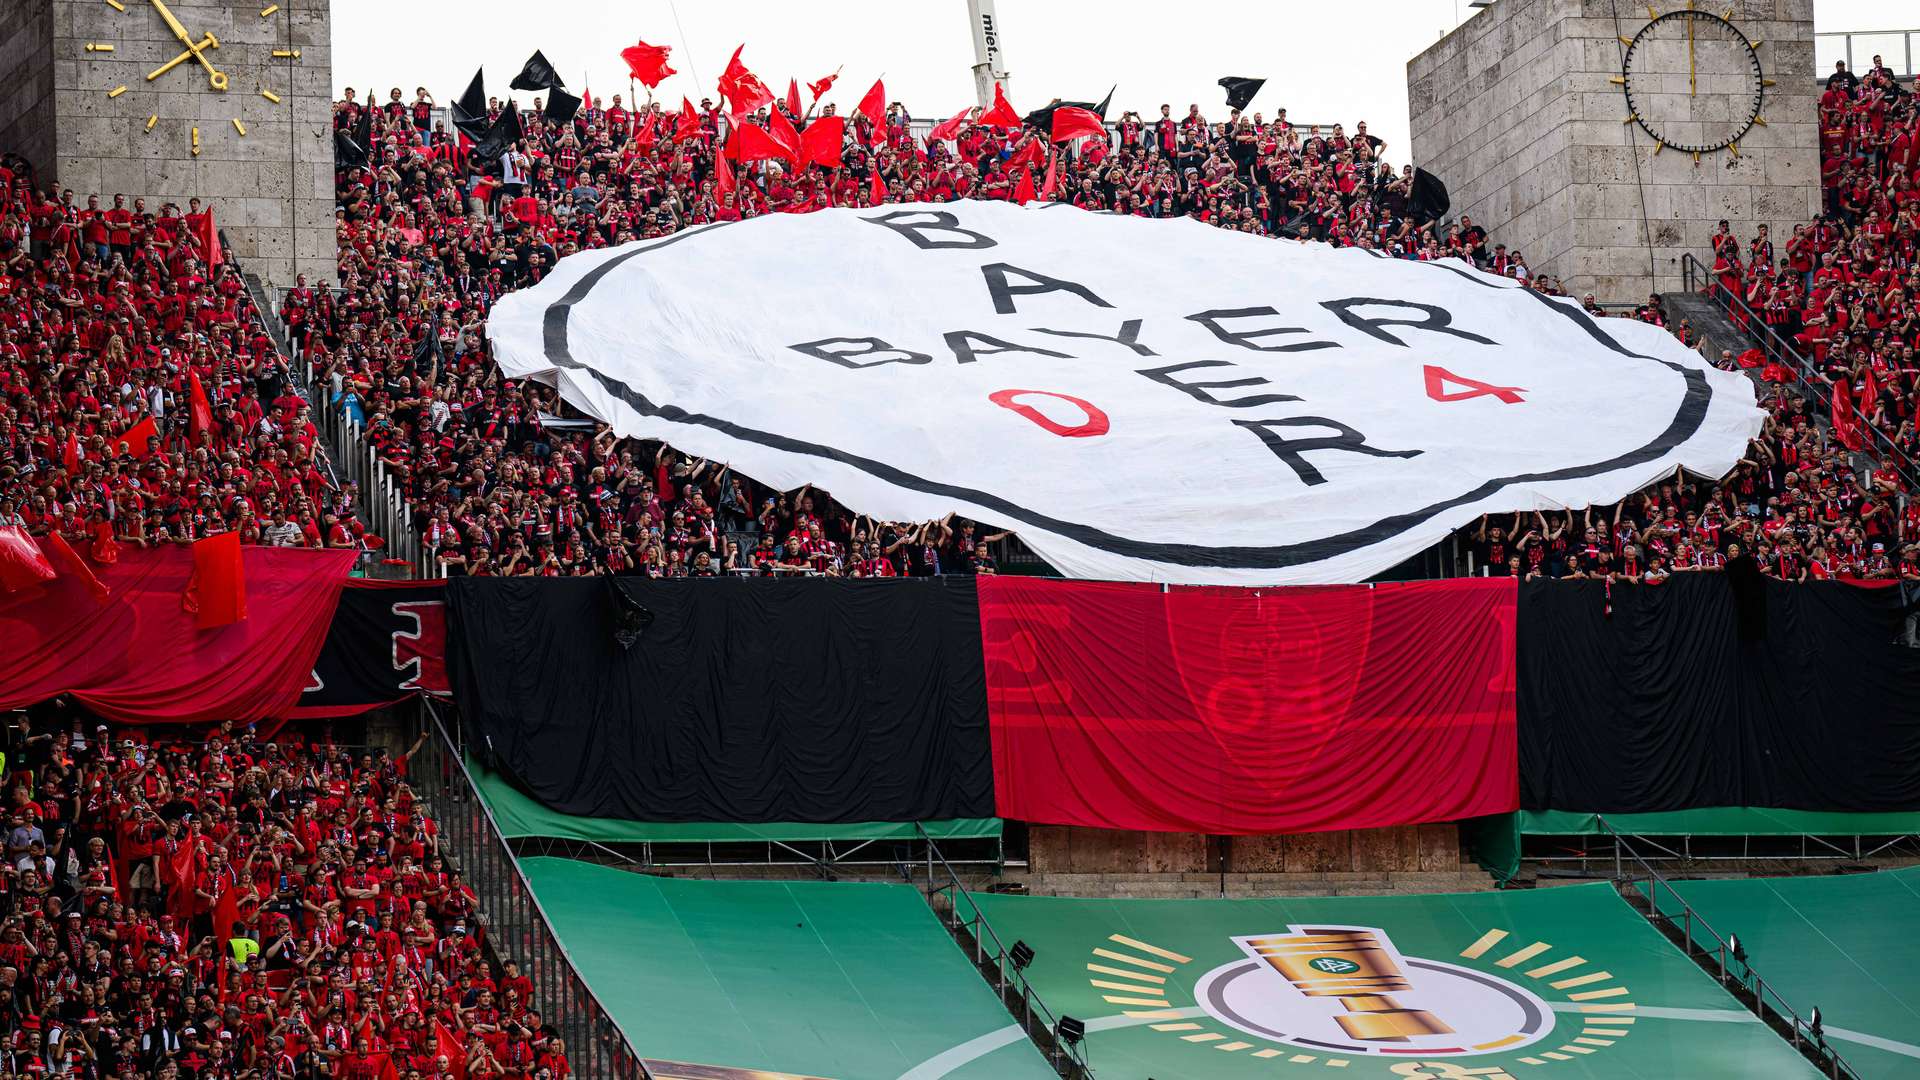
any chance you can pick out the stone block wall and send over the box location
[0,0,333,284]
[1409,0,1819,301]
[0,0,57,179]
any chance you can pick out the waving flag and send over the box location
[767,107,803,163]
[1049,106,1106,143]
[718,45,774,117]
[674,98,701,140]
[808,68,840,101]
[800,116,845,168]
[855,78,886,128]
[620,40,675,88]
[928,106,972,143]
[979,83,1022,129]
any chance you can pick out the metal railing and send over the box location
[1815,30,1919,80]
[409,701,653,1080]
[911,823,1092,1079]
[1680,251,1920,493]
[1601,819,1862,1079]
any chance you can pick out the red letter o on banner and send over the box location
[988,389,1111,438]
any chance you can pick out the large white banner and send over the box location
[488,202,1763,584]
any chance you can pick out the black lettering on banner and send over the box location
[1231,416,1423,486]
[944,331,1073,365]
[1185,307,1340,353]
[1319,297,1497,347]
[979,263,1114,314]
[1032,319,1158,356]
[861,210,997,250]
[791,337,934,369]
[1138,360,1301,408]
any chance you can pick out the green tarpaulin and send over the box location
[469,756,1001,844]
[969,882,1821,1079]
[1670,868,1920,1079]
[519,857,1055,1080]
[1466,808,1920,883]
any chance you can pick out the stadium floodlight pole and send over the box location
[965,0,1011,108]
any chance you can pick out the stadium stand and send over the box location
[969,882,1833,1079]
[1667,868,1920,1079]
[516,856,1056,1080]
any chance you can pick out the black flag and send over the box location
[473,102,522,164]
[510,50,564,92]
[1218,76,1265,111]
[335,104,373,167]
[544,85,582,125]
[451,68,489,142]
[1023,87,1113,133]
[1408,167,1451,225]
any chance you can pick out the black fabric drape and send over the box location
[445,577,993,822]
[1519,575,1920,811]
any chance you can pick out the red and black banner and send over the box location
[294,580,451,718]
[0,546,355,723]
[980,576,1519,834]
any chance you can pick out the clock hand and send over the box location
[146,0,228,90]
[1688,14,1696,96]
[147,33,219,84]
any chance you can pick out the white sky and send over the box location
[332,0,1916,161]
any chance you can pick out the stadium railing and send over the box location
[410,700,655,1079]
[1813,30,1920,81]
[912,823,1093,1079]
[1602,819,1863,1080]
[1680,250,1920,494]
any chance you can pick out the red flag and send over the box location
[869,165,887,206]
[674,98,701,141]
[163,842,198,920]
[767,107,803,163]
[979,83,1022,129]
[808,69,840,101]
[434,1022,468,1080]
[1013,167,1036,205]
[855,78,886,129]
[1863,365,1882,413]
[1008,136,1045,172]
[633,114,657,152]
[736,123,794,164]
[213,884,242,989]
[718,45,774,118]
[1050,105,1107,143]
[784,78,802,118]
[42,532,107,601]
[621,40,675,87]
[1833,379,1865,451]
[799,116,845,168]
[582,87,594,111]
[188,369,214,438]
[187,530,247,629]
[0,525,56,592]
[1039,152,1060,200]
[189,208,222,268]
[62,432,79,474]
[928,105,972,143]
[713,146,735,202]
[113,415,159,459]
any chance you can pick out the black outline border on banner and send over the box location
[531,218,1717,570]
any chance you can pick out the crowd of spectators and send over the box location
[3,61,1915,583]
[0,707,566,1079]
[0,166,380,559]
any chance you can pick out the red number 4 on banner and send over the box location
[1423,364,1526,404]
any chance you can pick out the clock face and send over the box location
[1620,9,1767,156]
[87,0,302,154]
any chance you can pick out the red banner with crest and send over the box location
[979,576,1518,834]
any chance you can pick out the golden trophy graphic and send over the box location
[1239,928,1454,1041]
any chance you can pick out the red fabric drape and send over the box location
[0,544,355,722]
[980,576,1518,834]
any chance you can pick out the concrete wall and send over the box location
[1409,0,1819,301]
[0,0,335,284]
[0,0,57,179]
[1028,824,1462,874]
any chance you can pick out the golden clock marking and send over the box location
[104,0,125,9]
[107,85,128,98]
[260,3,279,13]
[190,126,200,155]
[261,89,283,104]
[85,43,115,52]
[233,118,247,136]
[272,49,302,59]
[146,115,158,131]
